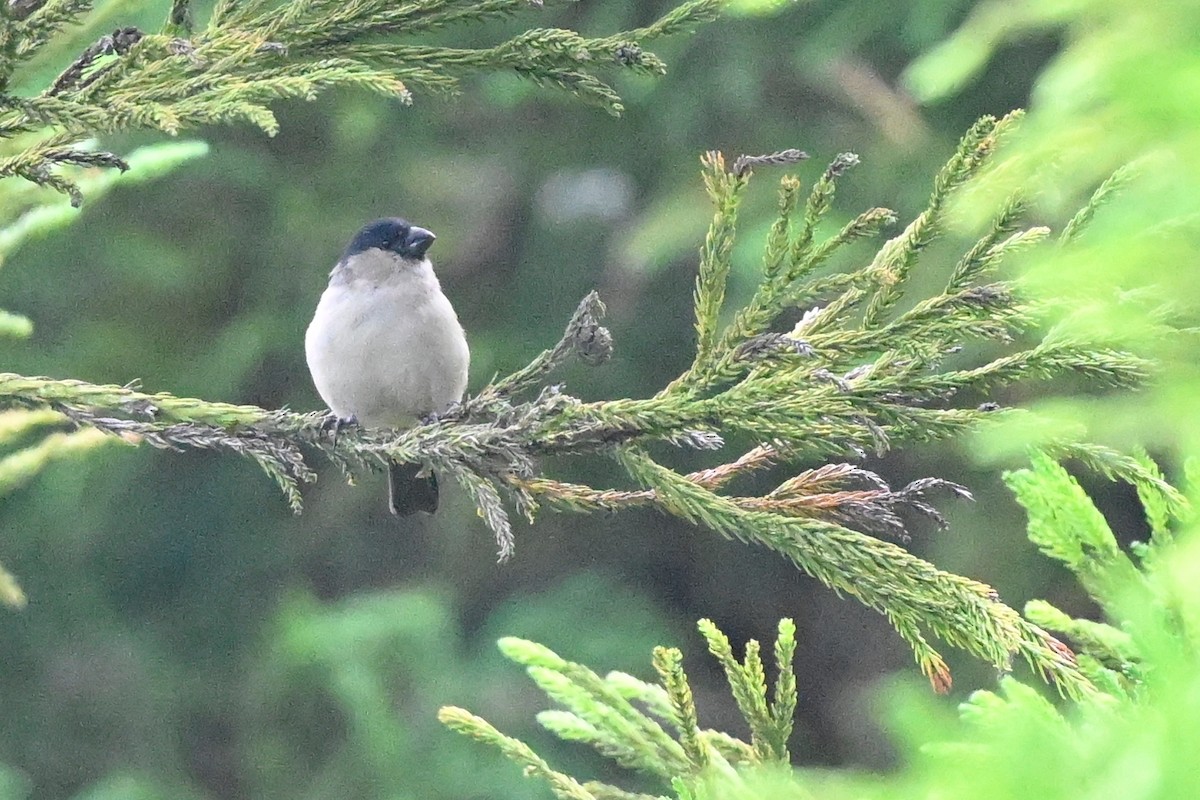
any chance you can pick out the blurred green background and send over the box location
[0,1,1161,797]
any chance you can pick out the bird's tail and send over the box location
[388,461,439,516]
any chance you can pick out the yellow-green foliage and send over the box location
[0,0,716,619]
[443,455,1200,800]
[441,619,800,800]
[0,0,1173,749]
[0,114,1151,697]
[0,0,719,204]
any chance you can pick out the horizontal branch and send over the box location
[0,0,721,200]
[0,131,1146,697]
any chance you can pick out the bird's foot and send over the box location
[421,401,466,426]
[439,400,467,422]
[320,412,358,445]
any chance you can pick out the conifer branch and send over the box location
[1059,160,1139,246]
[0,0,719,201]
[947,191,1026,291]
[859,111,1022,329]
[696,619,787,762]
[0,119,1149,695]
[438,456,1197,796]
[438,706,597,800]
[1004,451,1191,696]
[442,620,800,797]
[652,647,707,771]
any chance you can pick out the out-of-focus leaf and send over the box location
[0,561,26,609]
[0,140,209,263]
[0,429,119,496]
[725,0,805,16]
[0,310,32,338]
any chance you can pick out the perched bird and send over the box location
[305,218,469,515]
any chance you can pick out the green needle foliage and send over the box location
[0,0,719,204]
[441,454,1200,800]
[1004,450,1188,697]
[0,108,1152,694]
[871,454,1200,800]
[439,619,801,800]
[0,0,717,607]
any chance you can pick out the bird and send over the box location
[305,217,469,515]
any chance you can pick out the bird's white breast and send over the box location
[305,251,469,427]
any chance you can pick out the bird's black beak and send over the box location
[403,226,436,259]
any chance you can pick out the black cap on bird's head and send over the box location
[343,218,436,261]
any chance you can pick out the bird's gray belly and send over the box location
[306,287,467,427]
